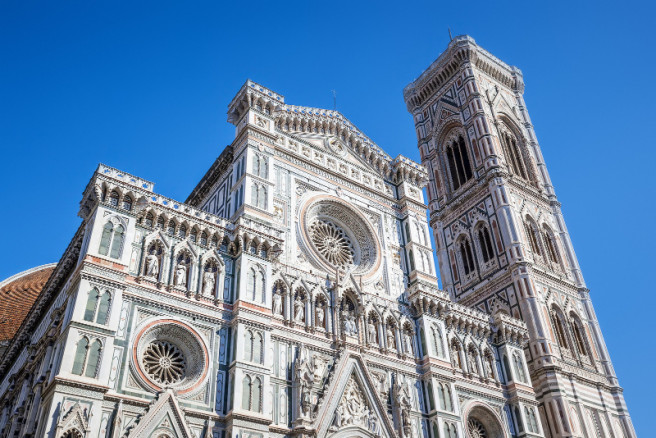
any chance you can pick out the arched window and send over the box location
[570,313,588,356]
[500,128,529,180]
[543,226,561,265]
[84,289,111,324]
[459,238,476,275]
[247,268,257,301]
[178,224,187,238]
[244,330,254,362]
[524,218,542,256]
[253,332,263,364]
[157,216,165,229]
[167,221,176,235]
[85,340,102,377]
[96,292,111,324]
[109,225,124,259]
[145,212,154,227]
[408,249,416,271]
[84,289,99,322]
[253,154,260,176]
[258,185,267,209]
[99,222,125,259]
[513,353,527,382]
[526,407,539,433]
[242,376,252,410]
[109,190,119,207]
[477,226,495,263]
[551,307,570,349]
[98,222,113,256]
[445,135,473,191]
[122,195,132,211]
[252,377,262,412]
[200,232,208,246]
[431,327,443,357]
[405,222,412,241]
[189,228,198,243]
[72,337,89,375]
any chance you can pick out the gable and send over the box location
[313,354,396,438]
[127,389,193,438]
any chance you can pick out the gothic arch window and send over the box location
[167,220,176,236]
[98,221,125,259]
[247,266,266,303]
[83,288,111,325]
[109,190,120,207]
[551,306,570,349]
[525,407,539,433]
[443,422,458,438]
[500,125,530,181]
[72,337,102,378]
[445,134,473,192]
[427,381,435,410]
[431,326,444,357]
[178,224,187,239]
[242,375,252,410]
[122,195,132,211]
[513,352,527,382]
[189,228,198,243]
[200,231,208,246]
[457,236,476,276]
[524,217,542,257]
[542,225,562,266]
[244,330,264,364]
[241,375,262,412]
[476,224,496,263]
[157,216,165,230]
[570,312,588,356]
[438,382,453,411]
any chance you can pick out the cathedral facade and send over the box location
[0,36,635,438]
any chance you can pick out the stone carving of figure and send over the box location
[404,331,414,355]
[272,291,283,316]
[469,350,478,374]
[368,320,378,345]
[333,404,343,427]
[315,301,325,328]
[401,404,411,430]
[146,254,159,278]
[294,295,304,323]
[343,312,357,336]
[387,328,396,349]
[202,270,215,296]
[484,356,493,378]
[368,410,380,435]
[174,263,187,287]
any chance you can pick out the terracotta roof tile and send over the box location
[0,265,55,342]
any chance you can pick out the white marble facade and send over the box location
[0,36,634,438]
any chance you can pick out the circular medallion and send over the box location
[133,320,208,394]
[299,195,381,278]
[467,419,487,438]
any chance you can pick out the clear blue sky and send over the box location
[1,1,653,433]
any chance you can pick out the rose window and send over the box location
[310,220,354,267]
[143,341,186,385]
[467,419,488,438]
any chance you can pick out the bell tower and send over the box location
[404,36,636,438]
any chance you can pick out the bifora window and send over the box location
[446,135,473,191]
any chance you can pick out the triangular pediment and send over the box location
[313,354,396,438]
[127,389,193,438]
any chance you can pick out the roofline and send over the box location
[0,263,57,290]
